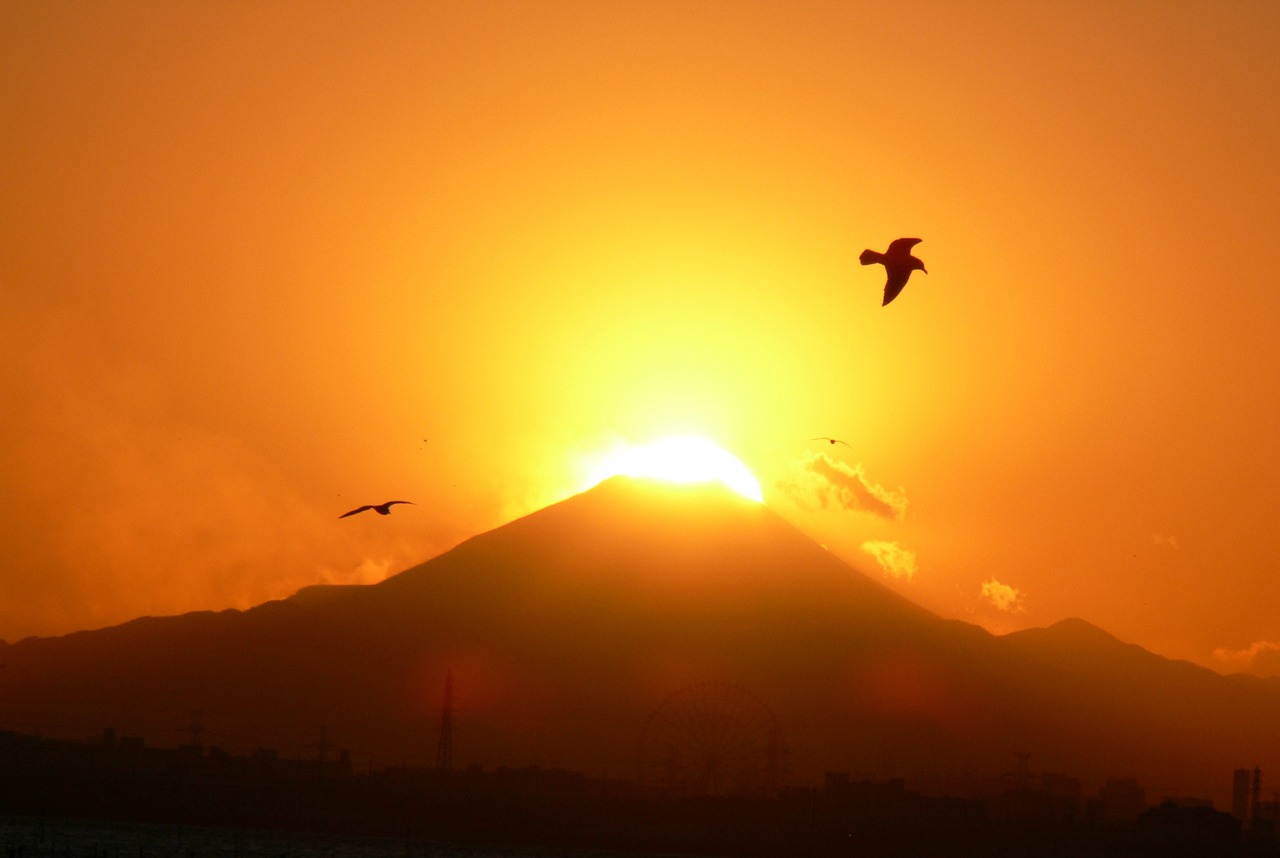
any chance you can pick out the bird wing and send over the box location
[386,501,414,507]
[886,237,922,256]
[882,269,911,305]
[339,505,375,518]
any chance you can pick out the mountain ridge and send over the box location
[0,477,1275,802]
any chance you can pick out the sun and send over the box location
[586,435,763,502]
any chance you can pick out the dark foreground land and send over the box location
[3,730,1280,857]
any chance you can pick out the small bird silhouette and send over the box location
[859,238,927,306]
[339,501,414,519]
[811,437,852,448]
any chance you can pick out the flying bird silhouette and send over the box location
[859,237,927,306]
[339,501,414,519]
[811,437,853,448]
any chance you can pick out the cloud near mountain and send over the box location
[861,540,917,579]
[981,577,1025,612]
[779,453,907,520]
[0,330,442,641]
[1213,639,1280,677]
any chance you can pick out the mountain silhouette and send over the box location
[0,478,1276,801]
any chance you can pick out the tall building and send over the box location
[1253,768,1263,832]
[1233,768,1252,822]
[436,669,454,771]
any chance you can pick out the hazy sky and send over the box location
[3,1,1278,676]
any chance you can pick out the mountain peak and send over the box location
[373,474,930,624]
[1002,617,1133,657]
[1045,616,1119,642]
[503,474,767,535]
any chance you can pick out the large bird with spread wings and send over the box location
[339,501,414,518]
[860,237,927,306]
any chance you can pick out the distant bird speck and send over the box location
[859,238,927,306]
[811,437,852,448]
[339,501,414,519]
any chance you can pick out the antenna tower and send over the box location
[436,669,454,770]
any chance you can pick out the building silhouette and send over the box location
[1257,768,1265,832]
[1235,767,1253,822]
[436,669,454,771]
[3,724,1279,855]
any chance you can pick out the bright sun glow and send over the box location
[587,436,764,502]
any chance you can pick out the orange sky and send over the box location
[3,1,1279,676]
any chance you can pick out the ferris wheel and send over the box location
[636,681,788,797]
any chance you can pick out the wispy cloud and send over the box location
[1152,534,1180,550]
[778,453,907,520]
[1212,640,1280,677]
[0,332,436,641]
[861,541,916,580]
[980,578,1025,612]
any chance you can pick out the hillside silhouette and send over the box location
[1,477,1276,799]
